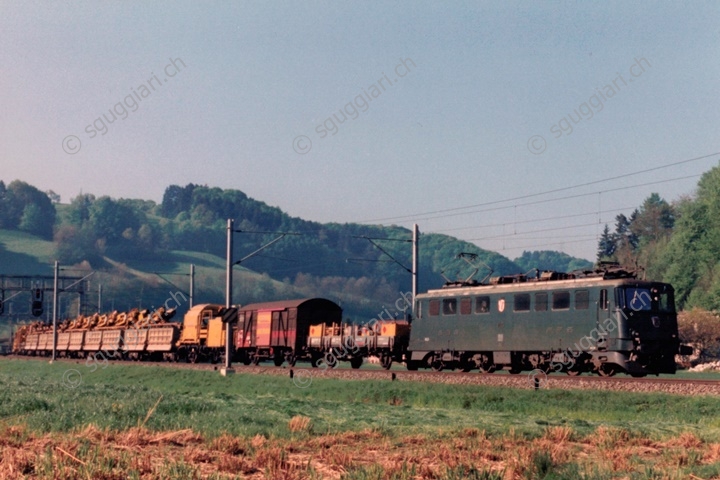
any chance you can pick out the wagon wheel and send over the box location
[406,360,420,371]
[630,372,647,378]
[566,369,582,376]
[187,349,198,364]
[597,364,616,377]
[508,367,522,375]
[273,354,284,367]
[350,356,363,369]
[242,354,252,366]
[380,355,393,370]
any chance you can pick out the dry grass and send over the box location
[288,416,312,433]
[2,424,720,479]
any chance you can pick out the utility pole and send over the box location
[189,264,195,308]
[412,223,419,317]
[98,284,103,312]
[51,261,58,362]
[221,219,235,376]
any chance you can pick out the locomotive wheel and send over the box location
[380,355,393,370]
[479,364,496,374]
[350,356,363,369]
[430,359,444,372]
[597,364,616,377]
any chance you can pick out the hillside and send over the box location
[0,180,594,325]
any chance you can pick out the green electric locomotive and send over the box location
[407,264,690,376]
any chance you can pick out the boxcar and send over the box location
[235,298,342,366]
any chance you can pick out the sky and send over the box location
[1,1,718,262]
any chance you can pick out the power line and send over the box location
[409,173,702,224]
[432,206,637,233]
[360,151,719,223]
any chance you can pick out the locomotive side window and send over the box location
[552,291,570,310]
[475,296,490,313]
[535,292,548,311]
[575,290,589,310]
[429,300,440,316]
[442,298,457,315]
[514,293,530,312]
[599,289,608,310]
[460,297,472,315]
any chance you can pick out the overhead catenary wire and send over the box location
[360,151,719,224]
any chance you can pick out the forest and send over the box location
[5,160,720,321]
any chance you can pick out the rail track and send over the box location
[5,354,720,396]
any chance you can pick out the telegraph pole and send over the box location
[51,261,58,362]
[412,224,419,316]
[221,219,235,376]
[189,264,195,308]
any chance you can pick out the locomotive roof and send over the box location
[238,297,341,312]
[419,276,667,298]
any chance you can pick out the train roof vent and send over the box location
[569,262,639,280]
[538,271,573,281]
[490,274,527,285]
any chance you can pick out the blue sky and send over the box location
[1,1,718,261]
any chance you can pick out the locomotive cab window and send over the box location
[429,300,440,316]
[475,296,490,313]
[575,290,589,310]
[442,298,457,315]
[552,291,570,310]
[625,288,652,311]
[535,292,548,311]
[514,293,530,312]
[460,297,472,315]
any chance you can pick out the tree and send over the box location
[630,193,674,244]
[45,190,61,204]
[160,184,196,218]
[3,180,56,239]
[596,225,616,261]
[67,194,95,226]
[18,204,46,237]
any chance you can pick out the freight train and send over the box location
[10,264,691,376]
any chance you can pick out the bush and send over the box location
[678,308,720,363]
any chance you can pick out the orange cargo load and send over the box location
[309,324,324,337]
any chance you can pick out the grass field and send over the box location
[2,358,720,479]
